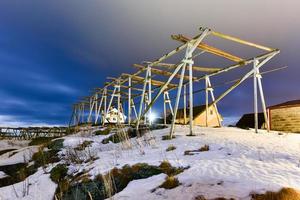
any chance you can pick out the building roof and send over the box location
[236,113,265,129]
[268,99,300,109]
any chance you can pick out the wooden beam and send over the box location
[149,62,221,73]
[121,73,178,88]
[133,64,198,81]
[171,34,244,63]
[196,50,279,81]
[211,31,274,52]
[104,82,145,92]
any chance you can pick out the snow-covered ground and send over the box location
[0,167,57,200]
[0,126,300,200]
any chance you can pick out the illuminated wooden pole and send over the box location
[183,85,187,124]
[136,66,150,130]
[257,68,270,132]
[128,77,132,125]
[95,92,104,124]
[206,76,221,126]
[166,92,174,116]
[254,59,258,133]
[94,93,98,124]
[170,64,187,138]
[163,91,167,125]
[148,66,152,125]
[205,76,209,127]
[117,81,121,125]
[103,88,107,124]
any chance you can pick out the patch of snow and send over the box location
[0,146,39,166]
[109,174,167,200]
[0,168,57,200]
[0,171,7,179]
[0,140,29,151]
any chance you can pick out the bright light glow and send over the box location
[148,112,157,123]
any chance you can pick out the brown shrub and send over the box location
[160,176,180,189]
[251,187,300,200]
[166,145,176,152]
[194,196,235,200]
[199,144,209,152]
[184,144,209,156]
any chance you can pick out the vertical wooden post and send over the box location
[102,88,108,125]
[94,93,98,124]
[95,93,104,124]
[206,76,221,127]
[170,64,186,137]
[183,85,187,124]
[254,59,258,133]
[163,91,167,125]
[188,56,194,136]
[117,80,121,125]
[131,99,138,119]
[148,66,152,125]
[128,77,131,125]
[257,68,270,132]
[136,66,150,130]
[205,76,209,127]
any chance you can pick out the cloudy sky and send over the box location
[0,0,299,126]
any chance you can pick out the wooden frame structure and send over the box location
[70,27,280,136]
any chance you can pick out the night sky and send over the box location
[0,0,299,126]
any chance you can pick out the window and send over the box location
[210,109,213,115]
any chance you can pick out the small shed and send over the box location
[103,107,126,124]
[236,113,265,129]
[168,104,223,127]
[268,100,300,133]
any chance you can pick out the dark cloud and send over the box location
[0,0,299,126]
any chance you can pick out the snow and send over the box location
[0,140,29,151]
[1,126,300,199]
[0,146,39,166]
[0,171,7,179]
[109,174,167,200]
[84,126,300,199]
[0,168,57,200]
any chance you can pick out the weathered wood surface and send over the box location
[269,106,300,133]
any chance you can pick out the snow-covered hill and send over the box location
[0,126,300,200]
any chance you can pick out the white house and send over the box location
[103,107,126,124]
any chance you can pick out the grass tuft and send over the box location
[159,176,180,189]
[184,144,210,155]
[251,187,300,200]
[94,128,111,135]
[74,141,93,151]
[28,137,56,146]
[50,164,68,183]
[162,135,176,140]
[166,145,176,152]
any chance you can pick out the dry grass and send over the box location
[194,196,234,200]
[166,145,176,152]
[159,176,180,189]
[184,144,210,155]
[251,187,300,200]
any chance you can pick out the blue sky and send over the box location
[0,0,299,126]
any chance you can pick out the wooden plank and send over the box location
[104,82,145,92]
[212,31,274,52]
[147,62,221,73]
[121,73,178,88]
[133,64,197,81]
[171,34,244,62]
